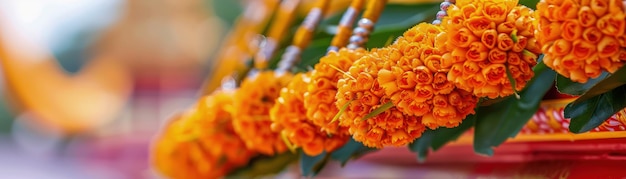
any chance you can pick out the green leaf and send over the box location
[519,0,540,9]
[431,115,477,150]
[408,129,434,162]
[556,72,610,96]
[300,151,328,177]
[505,64,520,98]
[330,138,376,166]
[510,31,518,43]
[473,61,556,156]
[565,85,626,133]
[409,114,476,162]
[331,100,353,123]
[362,101,394,121]
[572,66,626,103]
[226,152,298,178]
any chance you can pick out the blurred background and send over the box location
[0,0,241,178]
[5,0,624,178]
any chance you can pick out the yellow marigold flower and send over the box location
[336,48,426,148]
[271,72,349,156]
[443,0,540,98]
[377,23,479,129]
[304,48,367,135]
[152,91,254,179]
[536,0,626,83]
[232,71,292,155]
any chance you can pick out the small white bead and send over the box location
[327,46,339,53]
[347,43,360,50]
[436,11,447,19]
[357,18,374,29]
[353,27,370,36]
[440,2,451,11]
[349,35,365,44]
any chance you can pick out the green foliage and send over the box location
[519,0,540,9]
[570,67,626,102]
[566,85,626,133]
[0,97,13,134]
[226,152,298,178]
[299,138,376,177]
[209,0,243,28]
[561,66,626,133]
[330,138,377,166]
[556,72,609,96]
[409,114,477,162]
[300,151,329,177]
[473,61,556,156]
[362,102,394,121]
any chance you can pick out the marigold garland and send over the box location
[232,71,292,155]
[536,0,626,83]
[270,72,349,156]
[152,91,254,179]
[442,0,540,98]
[336,48,426,148]
[303,48,367,135]
[377,23,479,129]
[153,115,213,179]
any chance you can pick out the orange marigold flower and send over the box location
[377,23,478,129]
[271,73,348,156]
[232,71,292,155]
[537,0,626,83]
[152,91,254,179]
[304,48,367,135]
[336,48,427,148]
[442,0,539,98]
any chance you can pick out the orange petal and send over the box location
[577,6,597,27]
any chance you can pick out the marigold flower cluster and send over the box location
[536,0,626,83]
[304,48,367,135]
[270,72,349,156]
[377,23,479,129]
[232,71,292,155]
[336,48,427,148]
[152,91,254,179]
[442,0,540,98]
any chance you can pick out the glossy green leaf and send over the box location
[330,138,376,166]
[565,85,626,133]
[408,114,476,162]
[431,115,477,150]
[300,151,328,177]
[226,152,298,178]
[572,66,626,103]
[473,61,556,156]
[362,101,394,121]
[556,72,609,96]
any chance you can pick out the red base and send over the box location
[340,138,626,178]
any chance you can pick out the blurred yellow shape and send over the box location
[0,28,132,134]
